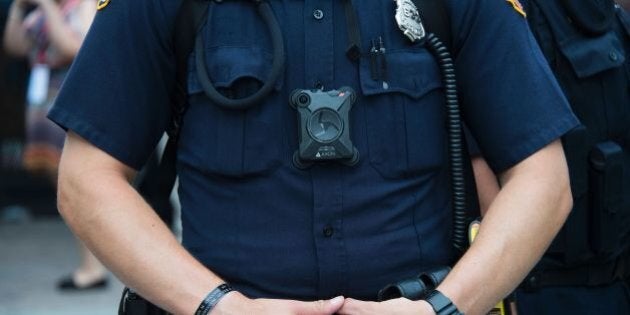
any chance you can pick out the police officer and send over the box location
[473,0,630,313]
[50,0,578,314]
[518,0,630,313]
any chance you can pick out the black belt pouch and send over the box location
[588,141,625,256]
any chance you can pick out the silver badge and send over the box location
[394,0,426,43]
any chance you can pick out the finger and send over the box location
[337,298,364,315]
[293,296,345,315]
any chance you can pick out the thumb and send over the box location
[294,296,345,315]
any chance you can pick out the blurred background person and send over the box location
[2,0,106,291]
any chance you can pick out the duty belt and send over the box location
[522,251,630,290]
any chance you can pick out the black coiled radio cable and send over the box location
[425,33,468,254]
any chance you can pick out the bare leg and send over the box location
[70,240,108,287]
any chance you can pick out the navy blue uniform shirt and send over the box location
[50,0,579,300]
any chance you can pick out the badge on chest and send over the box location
[394,0,426,43]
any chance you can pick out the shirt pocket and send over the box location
[360,48,447,179]
[180,45,285,178]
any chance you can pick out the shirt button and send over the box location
[323,226,334,237]
[610,51,619,61]
[313,9,324,20]
[314,81,324,90]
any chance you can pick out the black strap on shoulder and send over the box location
[171,0,210,140]
[343,0,362,61]
[140,0,210,223]
[559,0,615,36]
[413,0,453,52]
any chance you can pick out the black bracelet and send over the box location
[194,283,235,315]
[423,289,464,315]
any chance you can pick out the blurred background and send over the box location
[0,0,124,313]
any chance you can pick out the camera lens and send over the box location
[307,109,343,143]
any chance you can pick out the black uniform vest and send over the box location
[527,0,630,271]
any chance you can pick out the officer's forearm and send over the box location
[58,132,223,315]
[436,140,572,315]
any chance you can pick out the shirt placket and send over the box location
[311,165,348,298]
[304,0,348,297]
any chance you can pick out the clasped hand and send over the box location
[213,291,435,315]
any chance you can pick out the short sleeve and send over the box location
[48,0,180,170]
[449,0,580,172]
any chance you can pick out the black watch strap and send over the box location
[423,290,464,315]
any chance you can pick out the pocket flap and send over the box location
[187,46,283,94]
[359,49,442,98]
[558,31,625,79]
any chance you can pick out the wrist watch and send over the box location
[423,289,464,315]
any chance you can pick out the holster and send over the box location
[118,287,169,315]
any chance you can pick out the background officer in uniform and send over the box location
[49,0,579,314]
[518,0,630,313]
[473,0,630,313]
